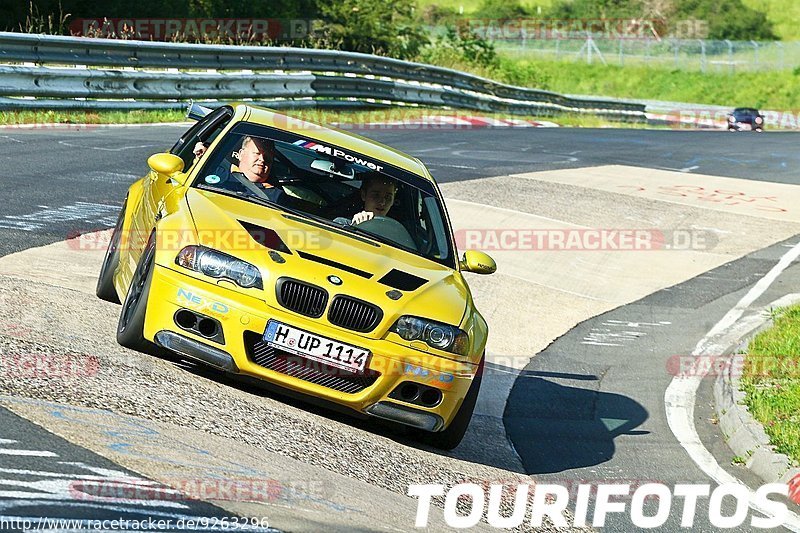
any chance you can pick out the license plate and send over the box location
[263,320,370,373]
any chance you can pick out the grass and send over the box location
[416,44,800,110]
[0,106,652,129]
[491,57,800,110]
[740,304,800,465]
[0,109,187,125]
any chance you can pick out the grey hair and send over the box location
[240,136,274,155]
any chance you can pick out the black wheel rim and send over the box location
[119,239,155,333]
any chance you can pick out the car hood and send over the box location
[184,188,469,333]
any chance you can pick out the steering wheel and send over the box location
[355,216,418,251]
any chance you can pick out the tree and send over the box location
[315,0,428,59]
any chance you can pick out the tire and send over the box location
[96,200,127,304]
[418,356,484,451]
[116,233,157,352]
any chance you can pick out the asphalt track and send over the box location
[1,124,800,531]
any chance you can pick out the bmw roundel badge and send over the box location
[327,275,343,286]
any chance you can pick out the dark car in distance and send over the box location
[727,107,765,132]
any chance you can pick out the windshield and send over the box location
[193,122,456,268]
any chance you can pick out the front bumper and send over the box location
[143,264,478,430]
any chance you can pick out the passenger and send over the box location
[192,141,208,160]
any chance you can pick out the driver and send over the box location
[202,136,285,204]
[349,174,397,225]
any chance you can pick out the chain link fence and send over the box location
[492,38,800,73]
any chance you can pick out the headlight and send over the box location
[176,246,263,289]
[391,316,469,356]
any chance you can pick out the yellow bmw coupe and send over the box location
[96,103,496,449]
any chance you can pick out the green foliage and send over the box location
[544,0,777,40]
[742,0,800,40]
[494,58,552,89]
[1,0,318,32]
[673,0,777,40]
[546,0,642,18]
[419,4,462,25]
[473,0,530,19]
[739,303,800,464]
[418,26,498,69]
[313,0,428,59]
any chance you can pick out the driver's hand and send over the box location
[352,211,374,225]
[193,142,207,159]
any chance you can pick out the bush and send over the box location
[674,0,777,40]
[473,0,530,19]
[419,26,498,69]
[314,0,428,59]
[545,0,778,41]
[419,4,461,25]
[495,58,552,89]
[546,0,642,19]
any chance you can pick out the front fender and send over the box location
[153,190,199,269]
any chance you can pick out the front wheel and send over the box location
[417,356,484,450]
[116,233,157,352]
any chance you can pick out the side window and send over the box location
[170,106,233,170]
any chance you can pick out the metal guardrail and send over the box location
[0,32,646,120]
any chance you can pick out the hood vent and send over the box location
[378,269,427,292]
[238,221,291,253]
[297,250,372,279]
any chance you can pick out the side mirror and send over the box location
[147,153,185,177]
[460,250,496,275]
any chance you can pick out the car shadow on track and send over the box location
[503,365,649,475]
[150,351,533,472]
